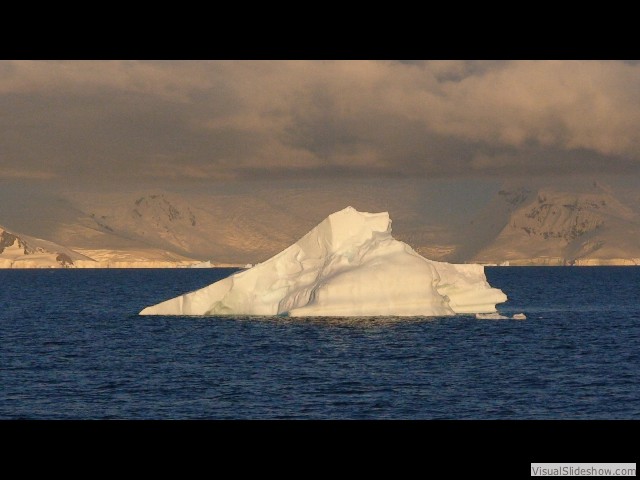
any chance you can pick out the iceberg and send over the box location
[139,207,507,317]
[475,312,527,320]
[475,312,510,320]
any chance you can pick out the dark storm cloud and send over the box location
[1,60,639,186]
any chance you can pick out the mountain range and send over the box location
[466,183,640,265]
[0,181,638,267]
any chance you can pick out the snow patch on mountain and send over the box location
[0,226,93,268]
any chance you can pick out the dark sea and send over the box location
[1,267,639,420]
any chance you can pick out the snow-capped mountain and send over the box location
[0,179,483,265]
[0,223,215,269]
[68,192,297,264]
[1,180,638,267]
[0,225,93,268]
[470,184,640,265]
[79,190,464,265]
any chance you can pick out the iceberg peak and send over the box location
[140,207,507,317]
[308,206,391,254]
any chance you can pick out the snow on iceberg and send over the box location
[139,207,507,317]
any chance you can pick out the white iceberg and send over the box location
[475,312,526,320]
[475,312,510,320]
[139,207,507,317]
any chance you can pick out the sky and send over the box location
[2,60,639,192]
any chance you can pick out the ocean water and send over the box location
[1,267,639,419]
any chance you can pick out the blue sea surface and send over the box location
[1,267,639,419]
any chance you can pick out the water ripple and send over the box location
[0,267,639,419]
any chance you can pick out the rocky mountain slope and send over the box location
[470,184,640,265]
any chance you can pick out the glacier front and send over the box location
[139,207,507,317]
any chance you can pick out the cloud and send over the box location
[0,167,56,180]
[422,60,640,157]
[1,60,639,187]
[0,60,211,100]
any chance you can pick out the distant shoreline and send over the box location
[482,263,640,267]
[0,264,247,270]
[2,263,639,270]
